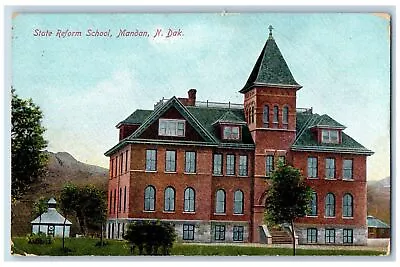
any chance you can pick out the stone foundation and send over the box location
[296,224,367,245]
[106,219,249,243]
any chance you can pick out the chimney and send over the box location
[187,88,197,106]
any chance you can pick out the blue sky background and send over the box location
[11,13,390,181]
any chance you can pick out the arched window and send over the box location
[263,105,269,127]
[184,187,195,212]
[308,191,318,216]
[273,106,279,123]
[109,190,112,214]
[325,193,335,217]
[283,106,289,124]
[215,189,226,213]
[343,193,353,217]
[164,186,175,212]
[233,190,244,214]
[251,106,254,124]
[144,185,155,211]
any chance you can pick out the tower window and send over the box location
[273,106,279,124]
[263,105,269,127]
[283,106,289,124]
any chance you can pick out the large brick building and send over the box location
[104,28,373,245]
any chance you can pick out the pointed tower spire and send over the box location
[239,27,302,93]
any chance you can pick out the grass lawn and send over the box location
[11,237,385,256]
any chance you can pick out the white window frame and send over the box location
[183,224,195,240]
[215,189,226,214]
[233,226,244,241]
[342,193,353,218]
[223,125,240,140]
[343,159,353,180]
[184,187,195,212]
[238,155,248,176]
[226,154,235,175]
[307,228,317,243]
[233,190,244,214]
[321,129,339,144]
[307,157,318,178]
[325,158,336,179]
[213,154,223,175]
[185,151,196,173]
[158,119,186,137]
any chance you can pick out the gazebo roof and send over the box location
[31,208,72,225]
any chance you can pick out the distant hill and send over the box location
[367,176,391,226]
[11,151,108,237]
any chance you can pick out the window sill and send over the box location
[143,210,155,213]
[226,174,236,177]
[214,213,226,216]
[233,213,244,216]
[163,211,175,214]
[238,175,248,178]
[232,240,244,242]
[342,217,354,220]
[184,172,197,175]
[342,178,354,181]
[324,216,336,219]
[164,171,177,174]
[183,211,196,214]
[305,215,318,218]
[307,177,318,180]
[145,170,157,173]
[324,178,337,180]
[212,174,223,177]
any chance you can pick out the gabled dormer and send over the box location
[309,114,346,145]
[213,110,247,142]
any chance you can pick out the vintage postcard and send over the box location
[8,10,391,258]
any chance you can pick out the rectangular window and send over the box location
[110,159,114,178]
[117,223,120,239]
[307,228,317,243]
[233,226,244,241]
[226,154,235,175]
[343,229,353,244]
[185,151,196,173]
[215,225,225,241]
[307,157,318,178]
[158,119,185,137]
[325,158,336,179]
[213,154,223,175]
[183,224,195,240]
[145,149,157,171]
[165,150,176,172]
[239,155,248,176]
[263,105,269,127]
[120,153,123,174]
[343,159,353,180]
[118,187,122,212]
[266,155,274,177]
[325,229,335,244]
[223,126,240,140]
[321,130,339,144]
[113,189,116,214]
[109,190,112,214]
[125,150,128,172]
[123,186,127,213]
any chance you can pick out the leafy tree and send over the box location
[11,88,48,199]
[32,196,48,234]
[265,162,313,256]
[60,183,107,244]
[123,221,176,255]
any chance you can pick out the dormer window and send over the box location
[159,119,185,137]
[223,125,240,140]
[321,129,339,144]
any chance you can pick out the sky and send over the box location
[10,12,390,181]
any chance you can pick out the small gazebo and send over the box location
[367,215,390,238]
[31,198,72,237]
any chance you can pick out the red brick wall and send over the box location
[107,143,254,228]
[291,151,367,227]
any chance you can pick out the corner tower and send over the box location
[240,26,301,151]
[242,26,302,242]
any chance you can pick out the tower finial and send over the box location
[268,25,274,39]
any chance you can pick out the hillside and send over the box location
[11,151,108,237]
[367,176,391,225]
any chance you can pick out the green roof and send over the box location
[117,109,152,127]
[367,216,390,228]
[292,111,373,155]
[212,110,246,125]
[308,114,346,129]
[240,34,300,93]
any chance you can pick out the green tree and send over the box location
[32,197,48,234]
[11,88,48,199]
[60,183,107,243]
[265,162,313,256]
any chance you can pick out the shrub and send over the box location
[26,232,54,244]
[123,220,176,255]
